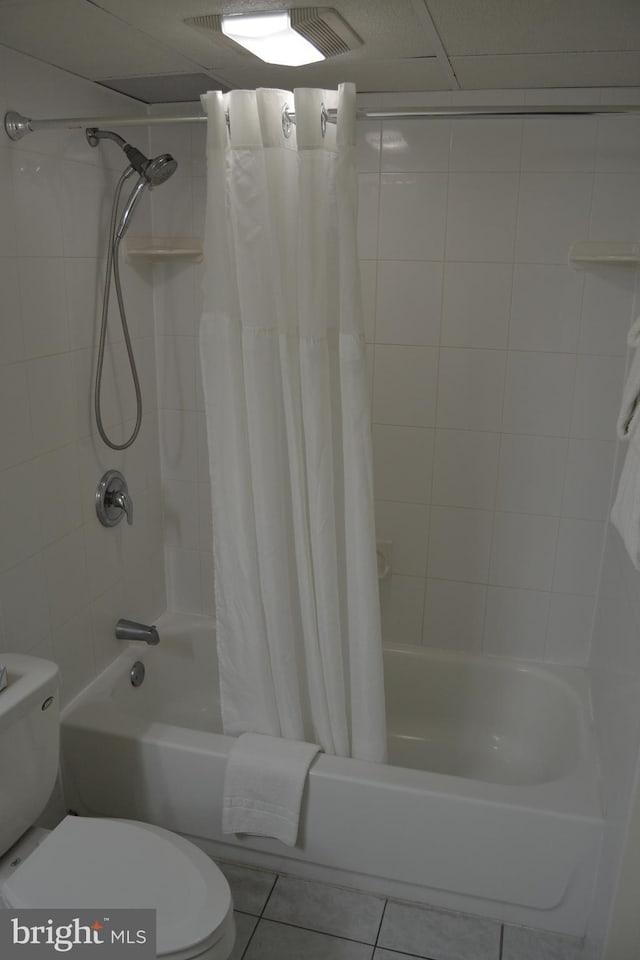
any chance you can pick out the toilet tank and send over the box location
[0,654,60,857]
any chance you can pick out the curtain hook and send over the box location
[281,104,293,138]
[320,103,328,138]
[225,108,230,135]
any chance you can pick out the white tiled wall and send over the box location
[0,45,166,704]
[151,89,640,669]
[361,92,640,667]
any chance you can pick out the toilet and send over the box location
[0,653,235,960]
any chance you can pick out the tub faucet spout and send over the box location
[116,618,160,645]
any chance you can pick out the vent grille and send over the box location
[184,8,362,60]
[290,7,362,58]
[184,14,222,32]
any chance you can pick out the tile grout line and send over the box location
[238,871,279,960]
[373,897,388,953]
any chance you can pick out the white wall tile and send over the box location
[359,260,376,342]
[159,408,199,483]
[428,505,493,583]
[509,264,584,353]
[596,117,640,173]
[0,555,50,654]
[520,117,597,172]
[150,174,193,238]
[579,269,636,356]
[379,574,425,645]
[496,435,567,516]
[484,586,550,660]
[152,262,197,336]
[546,592,594,665]
[19,258,70,359]
[372,424,434,503]
[375,500,429,577]
[590,173,640,242]
[562,438,616,520]
[375,260,442,345]
[0,460,42,573]
[436,348,506,432]
[570,354,625,441]
[502,351,576,436]
[0,257,24,364]
[378,173,447,261]
[156,335,197,411]
[356,120,381,173]
[515,173,593,264]
[52,605,95,707]
[380,118,450,172]
[490,512,559,590]
[0,363,33,470]
[165,546,202,613]
[42,528,90,630]
[357,173,379,260]
[431,429,500,510]
[423,578,486,651]
[449,118,522,172]
[446,172,519,262]
[553,518,605,595]
[373,345,438,427]
[0,150,17,256]
[441,262,512,349]
[28,354,77,454]
[11,151,64,257]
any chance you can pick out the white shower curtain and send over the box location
[199,83,386,763]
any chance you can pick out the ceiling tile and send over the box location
[214,57,447,93]
[0,0,202,79]
[452,52,640,90]
[427,0,640,56]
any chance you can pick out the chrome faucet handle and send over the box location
[96,470,134,527]
[112,490,133,525]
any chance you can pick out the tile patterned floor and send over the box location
[215,860,584,960]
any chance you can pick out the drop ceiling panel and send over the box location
[427,0,640,56]
[0,0,202,79]
[453,52,640,90]
[93,0,435,64]
[209,56,446,93]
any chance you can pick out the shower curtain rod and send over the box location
[5,102,640,140]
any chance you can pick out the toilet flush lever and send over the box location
[96,470,134,527]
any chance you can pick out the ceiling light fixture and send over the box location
[221,11,325,66]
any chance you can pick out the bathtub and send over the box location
[61,612,603,936]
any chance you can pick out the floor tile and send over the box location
[502,925,584,959]
[216,860,277,916]
[378,901,500,960]
[230,912,258,960]
[264,875,385,944]
[243,919,374,960]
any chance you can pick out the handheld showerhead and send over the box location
[86,127,177,188]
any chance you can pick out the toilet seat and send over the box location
[1,816,234,959]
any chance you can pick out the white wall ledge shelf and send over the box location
[569,241,640,269]
[125,237,203,263]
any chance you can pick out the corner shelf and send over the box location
[125,236,203,263]
[569,241,640,269]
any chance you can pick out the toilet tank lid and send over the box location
[1,816,233,957]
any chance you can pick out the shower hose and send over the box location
[94,168,143,451]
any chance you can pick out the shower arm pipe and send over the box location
[6,101,640,140]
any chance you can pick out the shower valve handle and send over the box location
[96,470,134,527]
[111,490,133,525]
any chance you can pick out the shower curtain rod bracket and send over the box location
[4,111,32,141]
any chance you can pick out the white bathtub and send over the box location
[61,612,603,936]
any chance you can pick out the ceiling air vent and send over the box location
[184,9,362,59]
[289,8,362,58]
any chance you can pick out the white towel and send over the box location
[612,317,640,568]
[616,317,640,439]
[222,733,320,847]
